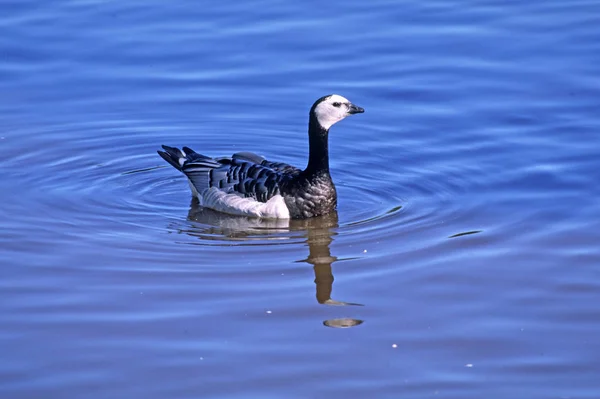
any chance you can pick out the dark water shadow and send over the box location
[448,230,482,238]
[184,200,364,328]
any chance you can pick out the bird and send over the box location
[158,94,364,219]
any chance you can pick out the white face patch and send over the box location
[313,94,353,130]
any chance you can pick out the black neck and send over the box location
[305,115,330,175]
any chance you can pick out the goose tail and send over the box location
[157,145,187,171]
[158,145,222,195]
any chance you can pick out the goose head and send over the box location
[311,94,364,130]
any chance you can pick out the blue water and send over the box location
[2,1,600,398]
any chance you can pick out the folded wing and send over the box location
[159,146,298,204]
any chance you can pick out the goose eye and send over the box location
[332,102,341,107]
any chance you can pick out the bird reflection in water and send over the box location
[183,199,364,328]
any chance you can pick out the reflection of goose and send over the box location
[296,213,364,307]
[183,203,363,309]
[158,95,364,219]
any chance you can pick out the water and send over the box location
[2,1,600,397]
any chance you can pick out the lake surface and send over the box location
[2,0,600,398]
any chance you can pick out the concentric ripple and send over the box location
[2,118,485,254]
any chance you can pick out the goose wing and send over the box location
[159,146,297,203]
[232,152,302,175]
[198,158,290,203]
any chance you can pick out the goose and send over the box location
[158,94,364,219]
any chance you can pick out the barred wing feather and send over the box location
[232,151,302,175]
[187,159,286,202]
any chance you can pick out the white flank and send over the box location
[198,187,290,219]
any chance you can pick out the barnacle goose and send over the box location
[158,94,364,219]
